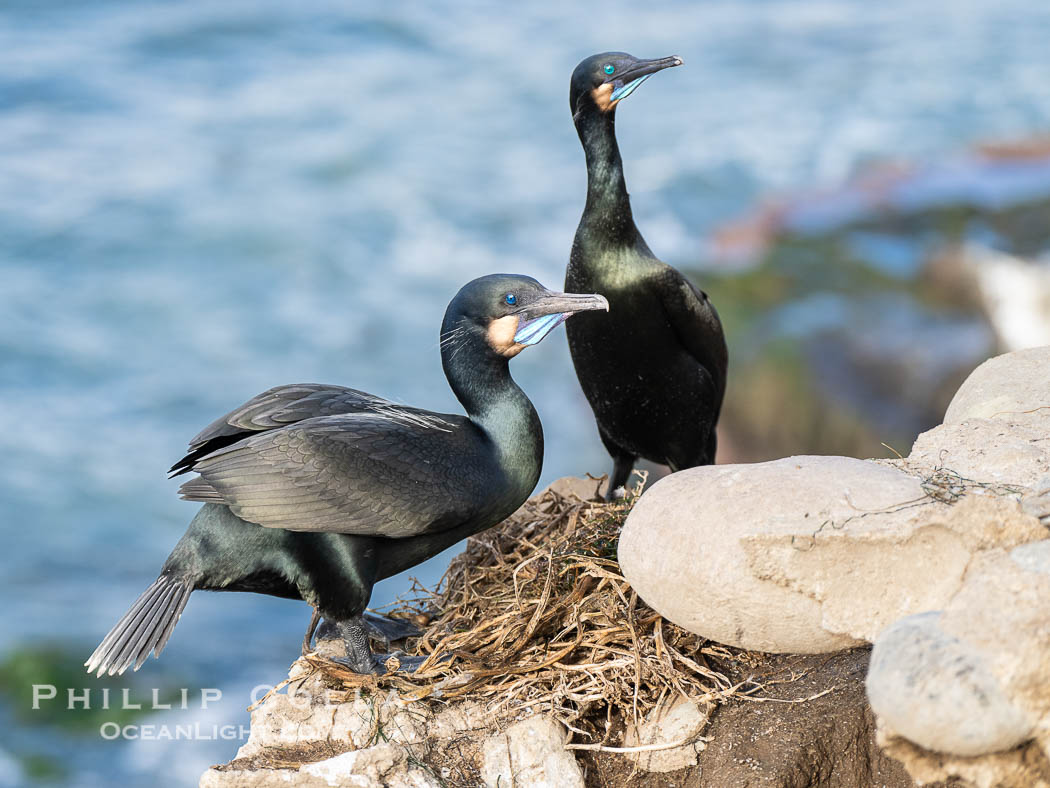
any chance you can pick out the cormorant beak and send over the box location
[513,291,609,346]
[608,55,683,103]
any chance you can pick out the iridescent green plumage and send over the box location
[87,275,607,676]
[565,53,728,498]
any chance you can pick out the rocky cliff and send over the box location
[202,347,1050,788]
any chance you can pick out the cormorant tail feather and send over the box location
[85,574,192,677]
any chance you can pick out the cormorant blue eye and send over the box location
[604,64,615,75]
[505,293,517,306]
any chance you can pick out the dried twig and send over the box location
[309,484,759,746]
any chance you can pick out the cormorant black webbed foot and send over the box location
[302,608,321,656]
[362,612,422,647]
[333,616,382,673]
[310,612,422,653]
[329,652,431,675]
[327,617,436,675]
[605,453,635,501]
[367,652,432,674]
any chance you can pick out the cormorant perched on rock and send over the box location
[86,275,608,676]
[564,52,728,499]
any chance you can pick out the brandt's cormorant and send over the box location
[564,52,728,498]
[87,275,608,676]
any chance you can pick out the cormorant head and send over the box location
[441,274,609,361]
[570,52,683,119]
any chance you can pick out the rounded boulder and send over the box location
[618,455,927,653]
[944,345,1050,424]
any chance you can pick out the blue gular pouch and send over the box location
[513,313,568,346]
[610,73,653,102]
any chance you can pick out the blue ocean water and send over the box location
[3,1,1050,784]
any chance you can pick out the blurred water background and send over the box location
[4,0,1050,784]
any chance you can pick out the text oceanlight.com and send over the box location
[99,722,250,740]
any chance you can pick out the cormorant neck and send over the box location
[575,106,638,245]
[441,331,543,485]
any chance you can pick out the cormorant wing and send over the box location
[657,269,728,400]
[170,384,447,476]
[176,412,486,539]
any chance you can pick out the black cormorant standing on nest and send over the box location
[564,52,728,499]
[87,274,607,676]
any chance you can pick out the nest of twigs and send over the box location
[304,478,759,743]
